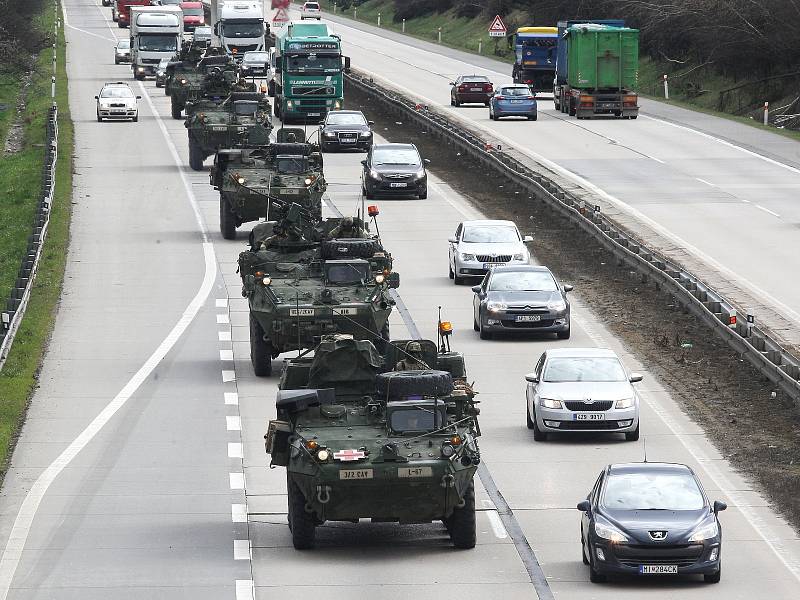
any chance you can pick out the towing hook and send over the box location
[316,485,332,504]
[440,474,455,489]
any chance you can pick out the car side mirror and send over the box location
[523,235,534,243]
[577,500,591,512]
[136,95,142,99]
[713,500,727,514]
[368,120,374,125]
[94,95,99,99]
[423,158,431,164]
[448,236,457,243]
[471,285,482,294]
[449,82,455,86]
[524,373,539,383]
[343,56,351,73]
[629,373,643,383]
[360,159,367,167]
[563,284,573,292]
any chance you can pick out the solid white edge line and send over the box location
[755,204,781,218]
[696,178,716,187]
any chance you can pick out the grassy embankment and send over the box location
[0,0,73,473]
[319,0,800,140]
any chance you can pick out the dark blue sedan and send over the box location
[489,85,538,121]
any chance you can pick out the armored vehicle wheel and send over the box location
[170,100,182,119]
[288,478,316,549]
[376,370,454,398]
[321,238,380,259]
[189,141,204,171]
[445,481,476,549]
[220,196,237,240]
[250,314,273,376]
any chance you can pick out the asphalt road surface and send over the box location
[0,1,798,599]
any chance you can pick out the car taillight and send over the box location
[527,96,536,100]
[484,84,493,92]
[579,95,595,107]
[495,96,505,101]
[458,85,468,92]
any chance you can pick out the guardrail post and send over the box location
[353,7,357,19]
[763,101,769,125]
[663,74,669,100]
[377,12,381,27]
[437,27,442,44]
[402,18,405,33]
[478,40,482,54]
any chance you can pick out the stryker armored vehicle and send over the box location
[211,130,326,239]
[264,328,481,549]
[238,205,398,376]
[164,41,215,118]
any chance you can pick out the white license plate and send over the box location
[307,112,320,116]
[339,469,373,480]
[639,565,678,574]
[574,413,605,421]
[340,137,356,143]
[332,307,357,316]
[483,263,502,269]
[389,182,407,188]
[211,125,227,131]
[510,99,524,104]
[515,315,542,322]
[398,467,433,478]
[470,87,482,92]
[280,188,300,195]
[289,308,314,316]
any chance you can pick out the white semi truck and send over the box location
[208,1,267,56]
[129,5,184,80]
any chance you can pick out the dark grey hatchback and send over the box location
[579,463,726,584]
[361,143,429,199]
[472,265,571,339]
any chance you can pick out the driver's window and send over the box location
[454,223,462,240]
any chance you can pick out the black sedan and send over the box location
[361,143,429,199]
[578,463,726,584]
[320,110,374,151]
[472,265,571,339]
[450,74,494,106]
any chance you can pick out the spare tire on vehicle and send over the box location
[376,370,454,399]
[321,238,381,259]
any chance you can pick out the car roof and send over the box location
[462,219,517,228]
[489,265,550,275]
[607,462,695,476]
[459,74,489,78]
[102,82,131,88]
[328,110,364,116]
[373,143,416,150]
[544,347,618,358]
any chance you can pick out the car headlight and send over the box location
[333,99,342,109]
[539,398,562,409]
[286,100,294,108]
[486,301,507,313]
[323,131,336,137]
[547,299,567,311]
[360,130,372,137]
[460,253,475,261]
[512,252,526,261]
[688,520,718,542]
[413,168,426,179]
[615,398,635,409]
[594,519,629,543]
[369,168,380,179]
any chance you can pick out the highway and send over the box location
[309,8,800,346]
[0,0,797,599]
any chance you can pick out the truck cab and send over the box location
[215,1,267,56]
[512,27,558,92]
[130,6,183,79]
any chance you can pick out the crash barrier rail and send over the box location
[0,106,59,370]
[346,71,800,404]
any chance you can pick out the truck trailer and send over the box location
[512,26,558,93]
[130,6,184,80]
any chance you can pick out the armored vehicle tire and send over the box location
[250,314,273,376]
[321,238,380,259]
[189,141,204,171]
[220,196,237,240]
[375,370,454,398]
[445,481,476,549]
[288,478,316,549]
[171,100,182,119]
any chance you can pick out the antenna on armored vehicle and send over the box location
[643,437,648,463]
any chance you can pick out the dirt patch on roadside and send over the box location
[347,82,800,532]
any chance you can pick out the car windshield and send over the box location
[100,87,134,99]
[304,2,320,8]
[326,263,370,284]
[327,113,366,126]
[182,7,203,16]
[194,27,211,37]
[372,148,420,166]
[117,40,130,49]
[603,472,706,511]
[543,357,626,382]
[489,271,557,292]
[222,22,263,38]
[286,53,341,74]
[501,87,531,96]
[138,35,178,52]
[244,52,268,62]
[462,225,518,243]
[462,76,489,83]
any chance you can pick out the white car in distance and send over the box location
[300,1,321,20]
[95,82,140,122]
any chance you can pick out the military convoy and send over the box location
[265,331,482,549]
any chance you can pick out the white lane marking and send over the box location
[227,443,243,458]
[229,472,245,489]
[222,370,236,382]
[218,330,232,341]
[64,24,115,43]
[696,178,716,187]
[755,204,781,218]
[224,392,239,405]
[217,314,230,324]
[486,510,508,539]
[216,298,228,308]
[231,504,247,523]
[220,349,234,361]
[89,0,120,42]
[233,539,251,560]
[226,416,242,431]
[642,153,665,164]
[235,580,254,600]
[0,246,217,599]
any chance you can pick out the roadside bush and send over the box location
[0,0,51,73]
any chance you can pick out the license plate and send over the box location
[339,469,373,480]
[398,466,433,478]
[639,565,678,574]
[341,138,356,143]
[515,315,541,322]
[510,99,524,104]
[211,125,227,131]
[483,263,502,270]
[389,182,407,188]
[470,87,482,92]
[289,308,314,316]
[574,413,605,421]
[280,188,300,195]
[332,307,357,316]
[307,112,320,116]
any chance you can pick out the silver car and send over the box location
[114,39,131,64]
[448,219,532,284]
[525,348,642,441]
[96,82,140,122]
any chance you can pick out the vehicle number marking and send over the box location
[332,307,357,316]
[389,182,407,188]
[289,308,315,316]
[280,188,300,195]
[211,125,227,131]
[398,467,433,478]
[339,469,373,480]
[639,565,678,574]
[574,413,605,421]
[515,315,542,322]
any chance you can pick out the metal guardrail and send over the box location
[0,106,59,370]
[346,71,800,403]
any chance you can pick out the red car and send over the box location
[450,75,494,106]
[180,1,204,32]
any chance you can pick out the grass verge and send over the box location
[0,0,73,475]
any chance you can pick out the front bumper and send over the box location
[590,537,721,576]
[536,403,637,433]
[482,307,569,334]
[364,175,426,196]
[456,258,526,278]
[98,107,137,119]
[322,133,372,150]
[115,53,130,63]
[134,65,156,77]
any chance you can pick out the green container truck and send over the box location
[554,23,639,119]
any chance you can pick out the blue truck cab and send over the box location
[512,27,558,92]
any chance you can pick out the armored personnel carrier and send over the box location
[211,131,327,239]
[265,330,482,549]
[238,205,398,376]
[165,44,220,119]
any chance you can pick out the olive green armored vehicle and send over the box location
[265,332,482,549]
[165,43,214,119]
[238,206,398,376]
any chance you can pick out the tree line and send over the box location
[0,0,51,74]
